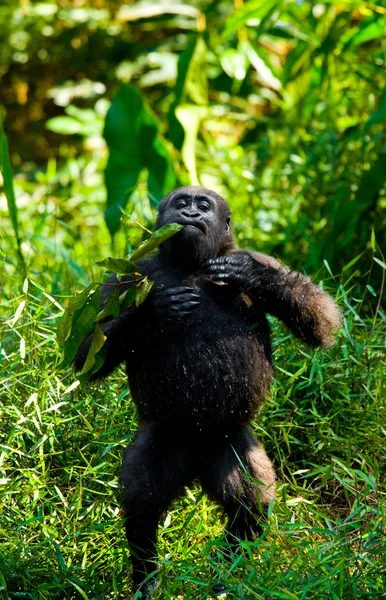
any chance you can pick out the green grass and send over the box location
[1,193,385,600]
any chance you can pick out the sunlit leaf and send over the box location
[242,41,282,90]
[350,18,384,47]
[129,223,183,262]
[95,257,137,275]
[374,257,386,271]
[79,323,107,375]
[222,0,282,37]
[175,105,207,185]
[169,36,208,149]
[57,283,98,343]
[135,278,154,307]
[46,116,82,135]
[61,287,102,366]
[220,48,248,82]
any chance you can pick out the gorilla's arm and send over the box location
[205,251,341,348]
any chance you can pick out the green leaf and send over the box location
[175,105,207,185]
[374,257,386,271]
[95,257,137,275]
[168,36,208,149]
[350,18,384,47]
[0,112,23,264]
[342,253,364,272]
[79,323,107,375]
[103,84,175,236]
[57,283,98,343]
[222,0,282,37]
[370,228,376,252]
[183,36,208,106]
[129,223,183,262]
[242,41,281,90]
[61,287,102,366]
[220,48,249,82]
[97,285,120,321]
[119,286,138,311]
[135,278,154,307]
[46,116,83,135]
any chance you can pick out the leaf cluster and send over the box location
[56,223,182,380]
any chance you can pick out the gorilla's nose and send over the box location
[181,209,201,219]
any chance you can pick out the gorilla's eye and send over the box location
[198,202,210,212]
[175,199,187,209]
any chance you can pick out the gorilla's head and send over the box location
[156,186,234,268]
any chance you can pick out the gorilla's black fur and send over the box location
[74,186,341,595]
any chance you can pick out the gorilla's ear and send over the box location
[226,216,231,231]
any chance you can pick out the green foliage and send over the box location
[1,1,385,598]
[56,223,182,379]
[104,84,175,236]
[1,243,385,597]
[0,112,24,267]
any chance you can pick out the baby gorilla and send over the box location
[74,186,341,596]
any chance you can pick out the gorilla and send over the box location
[74,186,341,596]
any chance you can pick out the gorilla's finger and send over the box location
[170,300,200,312]
[169,292,200,303]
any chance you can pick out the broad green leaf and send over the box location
[183,36,208,106]
[61,287,102,366]
[95,257,137,275]
[57,283,98,343]
[169,36,208,149]
[79,323,107,375]
[129,223,183,262]
[104,84,175,236]
[175,105,207,185]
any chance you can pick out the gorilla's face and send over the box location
[156,186,234,268]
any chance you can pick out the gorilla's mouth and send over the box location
[177,219,206,233]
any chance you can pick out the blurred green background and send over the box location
[1,0,385,277]
[0,1,385,599]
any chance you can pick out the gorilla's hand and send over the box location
[204,254,263,291]
[152,286,200,320]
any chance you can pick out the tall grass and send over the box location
[1,186,385,599]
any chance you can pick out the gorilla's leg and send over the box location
[200,427,275,542]
[122,423,193,594]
